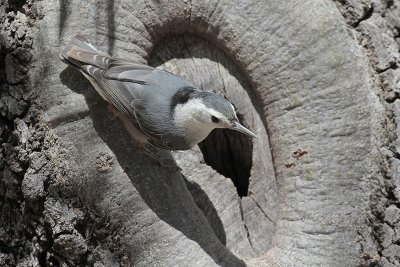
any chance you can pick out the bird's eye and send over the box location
[211,116,220,123]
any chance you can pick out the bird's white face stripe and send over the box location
[229,102,236,117]
[174,99,225,123]
[173,99,225,145]
[229,102,236,114]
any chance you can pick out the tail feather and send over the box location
[66,47,112,69]
[60,35,110,70]
[60,35,139,71]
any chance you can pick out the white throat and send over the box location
[173,99,223,146]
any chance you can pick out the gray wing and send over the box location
[60,35,192,149]
[106,68,194,149]
[97,64,193,149]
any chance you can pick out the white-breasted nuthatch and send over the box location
[60,35,257,150]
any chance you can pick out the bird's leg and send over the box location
[142,144,181,173]
[107,104,121,120]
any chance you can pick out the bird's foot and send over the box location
[142,145,181,173]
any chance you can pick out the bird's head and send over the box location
[172,88,257,146]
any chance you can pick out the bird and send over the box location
[60,35,257,151]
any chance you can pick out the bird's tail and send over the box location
[60,34,113,71]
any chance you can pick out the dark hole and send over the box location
[198,115,253,197]
[6,0,26,14]
[0,35,8,93]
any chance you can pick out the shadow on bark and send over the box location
[58,0,69,40]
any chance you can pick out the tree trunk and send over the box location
[1,0,400,266]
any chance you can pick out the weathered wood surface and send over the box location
[1,0,400,266]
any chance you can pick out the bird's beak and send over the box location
[230,121,258,138]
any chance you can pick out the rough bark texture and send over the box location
[1,0,400,266]
[334,1,400,266]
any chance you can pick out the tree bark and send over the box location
[1,0,400,266]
